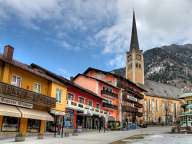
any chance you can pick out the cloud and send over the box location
[56,67,71,79]
[95,0,192,68]
[108,55,125,68]
[1,0,192,68]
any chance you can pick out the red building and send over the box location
[73,74,120,122]
[64,80,107,130]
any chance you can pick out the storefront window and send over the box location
[2,116,19,132]
[64,109,74,128]
[27,119,40,133]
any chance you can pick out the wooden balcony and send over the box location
[126,89,144,99]
[134,102,143,108]
[101,90,118,98]
[0,82,56,109]
[137,112,143,117]
[103,102,118,110]
[122,105,138,113]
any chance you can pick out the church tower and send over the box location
[126,11,144,85]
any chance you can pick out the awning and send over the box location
[0,103,21,117]
[18,107,54,121]
[50,109,65,116]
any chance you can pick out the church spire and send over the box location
[130,10,139,51]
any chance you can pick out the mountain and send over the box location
[112,44,192,90]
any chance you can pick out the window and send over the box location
[67,93,74,101]
[27,119,40,133]
[96,103,100,109]
[144,100,147,111]
[148,99,150,112]
[56,88,62,103]
[88,100,93,107]
[2,116,19,132]
[79,97,84,104]
[174,103,177,117]
[33,82,41,93]
[152,98,154,112]
[11,75,22,87]
[103,86,113,92]
[136,63,138,68]
[156,99,158,112]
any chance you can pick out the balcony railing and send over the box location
[134,102,143,108]
[66,100,109,116]
[122,105,138,113]
[0,81,56,109]
[103,102,118,110]
[126,89,144,99]
[137,112,143,117]
[101,90,118,98]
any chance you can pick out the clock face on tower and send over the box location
[127,55,132,61]
[136,54,141,60]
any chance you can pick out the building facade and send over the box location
[0,45,59,138]
[73,74,120,122]
[78,67,145,127]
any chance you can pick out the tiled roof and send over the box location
[179,93,192,99]
[31,64,104,100]
[83,67,146,92]
[73,74,120,90]
[143,79,182,100]
[0,54,63,85]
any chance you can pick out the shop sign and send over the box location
[0,96,33,108]
[127,95,137,102]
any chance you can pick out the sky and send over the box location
[0,0,192,78]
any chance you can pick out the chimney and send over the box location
[3,45,14,61]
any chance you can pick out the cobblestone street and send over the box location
[2,127,189,144]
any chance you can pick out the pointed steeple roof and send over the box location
[130,10,140,51]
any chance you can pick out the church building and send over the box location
[118,11,183,125]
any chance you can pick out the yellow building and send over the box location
[125,11,183,125]
[0,45,67,140]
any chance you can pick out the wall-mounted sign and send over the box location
[127,95,138,102]
[0,96,33,109]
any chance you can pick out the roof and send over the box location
[0,54,63,85]
[73,74,120,90]
[130,10,140,51]
[143,79,182,100]
[179,93,192,99]
[83,67,146,92]
[31,64,104,100]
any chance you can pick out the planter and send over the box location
[15,134,25,142]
